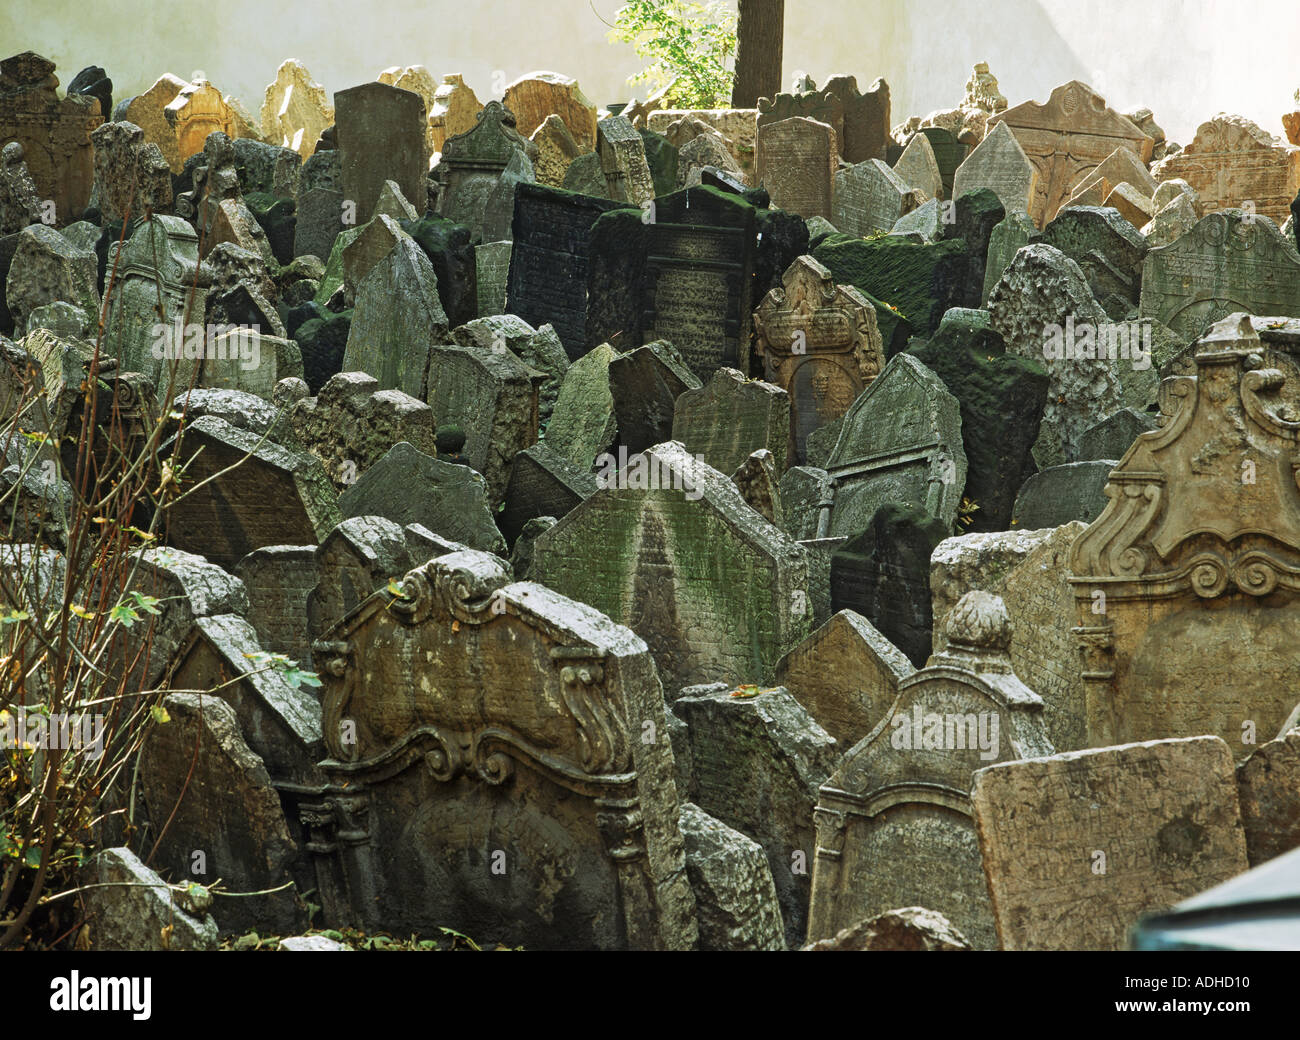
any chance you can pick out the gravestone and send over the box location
[648,109,757,178]
[823,353,966,535]
[341,236,448,399]
[951,120,1036,215]
[890,197,943,242]
[80,848,217,951]
[503,71,597,152]
[543,341,618,469]
[1012,461,1116,528]
[906,307,1047,532]
[505,183,621,359]
[436,101,530,240]
[335,81,428,226]
[499,442,598,547]
[1153,115,1300,226]
[531,441,812,689]
[0,51,101,223]
[671,683,838,948]
[306,515,413,644]
[756,117,836,219]
[561,152,607,196]
[337,440,505,555]
[197,327,302,401]
[832,158,919,236]
[260,59,332,158]
[752,255,884,466]
[161,415,340,569]
[931,523,1090,753]
[607,339,701,454]
[1069,313,1300,753]
[424,343,538,503]
[0,141,42,234]
[1139,210,1300,341]
[676,132,742,189]
[987,81,1151,227]
[1142,190,1198,248]
[307,548,697,950]
[980,209,1036,304]
[5,224,98,336]
[774,609,914,746]
[427,73,481,154]
[376,65,438,153]
[114,73,188,173]
[234,545,318,668]
[90,121,171,224]
[1067,144,1159,210]
[1236,727,1300,866]
[892,131,941,201]
[1039,204,1149,305]
[972,736,1248,950]
[163,79,246,167]
[807,591,1053,950]
[530,114,583,188]
[400,213,479,330]
[918,127,967,200]
[672,366,790,476]
[475,239,511,316]
[1077,407,1158,461]
[68,65,112,129]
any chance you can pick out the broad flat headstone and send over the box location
[832,158,919,236]
[919,126,968,200]
[1068,314,1300,752]
[807,592,1053,949]
[531,441,813,689]
[543,341,618,469]
[931,523,1090,753]
[671,683,838,948]
[505,183,621,359]
[499,442,597,547]
[1039,204,1149,305]
[774,609,914,746]
[234,545,318,668]
[335,81,428,227]
[308,549,697,950]
[306,515,413,644]
[980,209,1037,305]
[90,120,171,224]
[1153,115,1300,226]
[1139,210,1300,341]
[115,73,188,173]
[5,224,98,336]
[972,736,1248,950]
[756,117,836,220]
[987,81,1152,227]
[672,366,790,476]
[163,79,243,166]
[952,120,1036,215]
[1012,461,1116,528]
[823,353,966,535]
[607,339,701,454]
[753,254,884,466]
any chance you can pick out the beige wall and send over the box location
[4,0,1297,145]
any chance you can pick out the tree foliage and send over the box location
[607,0,737,109]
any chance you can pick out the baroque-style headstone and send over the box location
[435,100,530,239]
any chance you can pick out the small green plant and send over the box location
[606,0,737,108]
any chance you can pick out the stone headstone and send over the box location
[499,441,597,547]
[475,239,511,316]
[308,548,697,949]
[260,59,332,158]
[891,130,941,201]
[115,73,188,173]
[337,440,505,555]
[918,127,967,200]
[823,353,966,535]
[529,113,583,188]
[1153,114,1300,227]
[1139,210,1300,341]
[756,117,836,220]
[5,223,98,336]
[596,115,655,207]
[90,121,171,224]
[504,71,597,152]
[753,254,884,466]
[832,158,919,237]
[1039,204,1149,306]
[233,544,318,668]
[0,141,42,234]
[68,65,112,128]
[80,847,217,951]
[532,441,812,689]
[649,109,757,178]
[1077,407,1157,462]
[163,79,243,166]
[427,73,481,154]
[971,736,1248,950]
[435,101,531,239]
[980,209,1036,305]
[671,683,838,947]
[807,591,1053,949]
[951,119,1036,215]
[987,81,1151,226]
[1236,726,1300,867]
[335,81,428,226]
[803,907,971,951]
[543,341,619,469]
[774,609,914,746]
[672,366,790,476]
[607,339,701,454]
[1068,314,1300,752]
[1012,460,1116,529]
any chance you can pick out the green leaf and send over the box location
[150,705,171,724]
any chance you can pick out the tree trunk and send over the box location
[731,0,785,109]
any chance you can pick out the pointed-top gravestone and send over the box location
[672,366,790,477]
[823,353,967,535]
[832,158,919,236]
[335,80,428,226]
[436,101,532,239]
[952,119,1036,216]
[891,130,941,201]
[987,81,1152,227]
[1066,143,1158,207]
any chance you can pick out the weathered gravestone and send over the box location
[0,141,42,234]
[822,353,966,536]
[234,544,318,669]
[163,80,244,167]
[980,209,1036,305]
[987,81,1152,227]
[260,59,333,158]
[113,73,188,173]
[306,549,698,949]
[0,52,101,223]
[530,114,583,188]
[503,71,597,152]
[80,847,217,951]
[427,73,481,155]
[1012,460,1117,529]
[756,117,836,220]
[4,224,98,337]
[90,121,172,224]
[475,239,511,316]
[337,441,505,555]
[585,186,759,380]
[806,591,1053,950]
[892,130,942,202]
[972,736,1249,950]
[1139,210,1300,341]
[1153,115,1300,227]
[832,159,920,237]
[774,609,914,747]
[906,307,1047,532]
[335,81,427,226]
[1039,204,1149,306]
[1236,725,1300,867]
[606,339,700,454]
[506,183,621,359]
[951,119,1036,216]
[1077,407,1158,461]
[596,115,655,207]
[931,523,1090,754]
[1068,313,1300,753]
[1068,144,1160,210]
[757,76,889,165]
[161,415,340,569]
[531,441,812,689]
[918,127,968,201]
[436,101,533,241]
[544,340,619,469]
[752,255,883,466]
[499,442,597,547]
[672,366,789,476]
[100,214,205,403]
